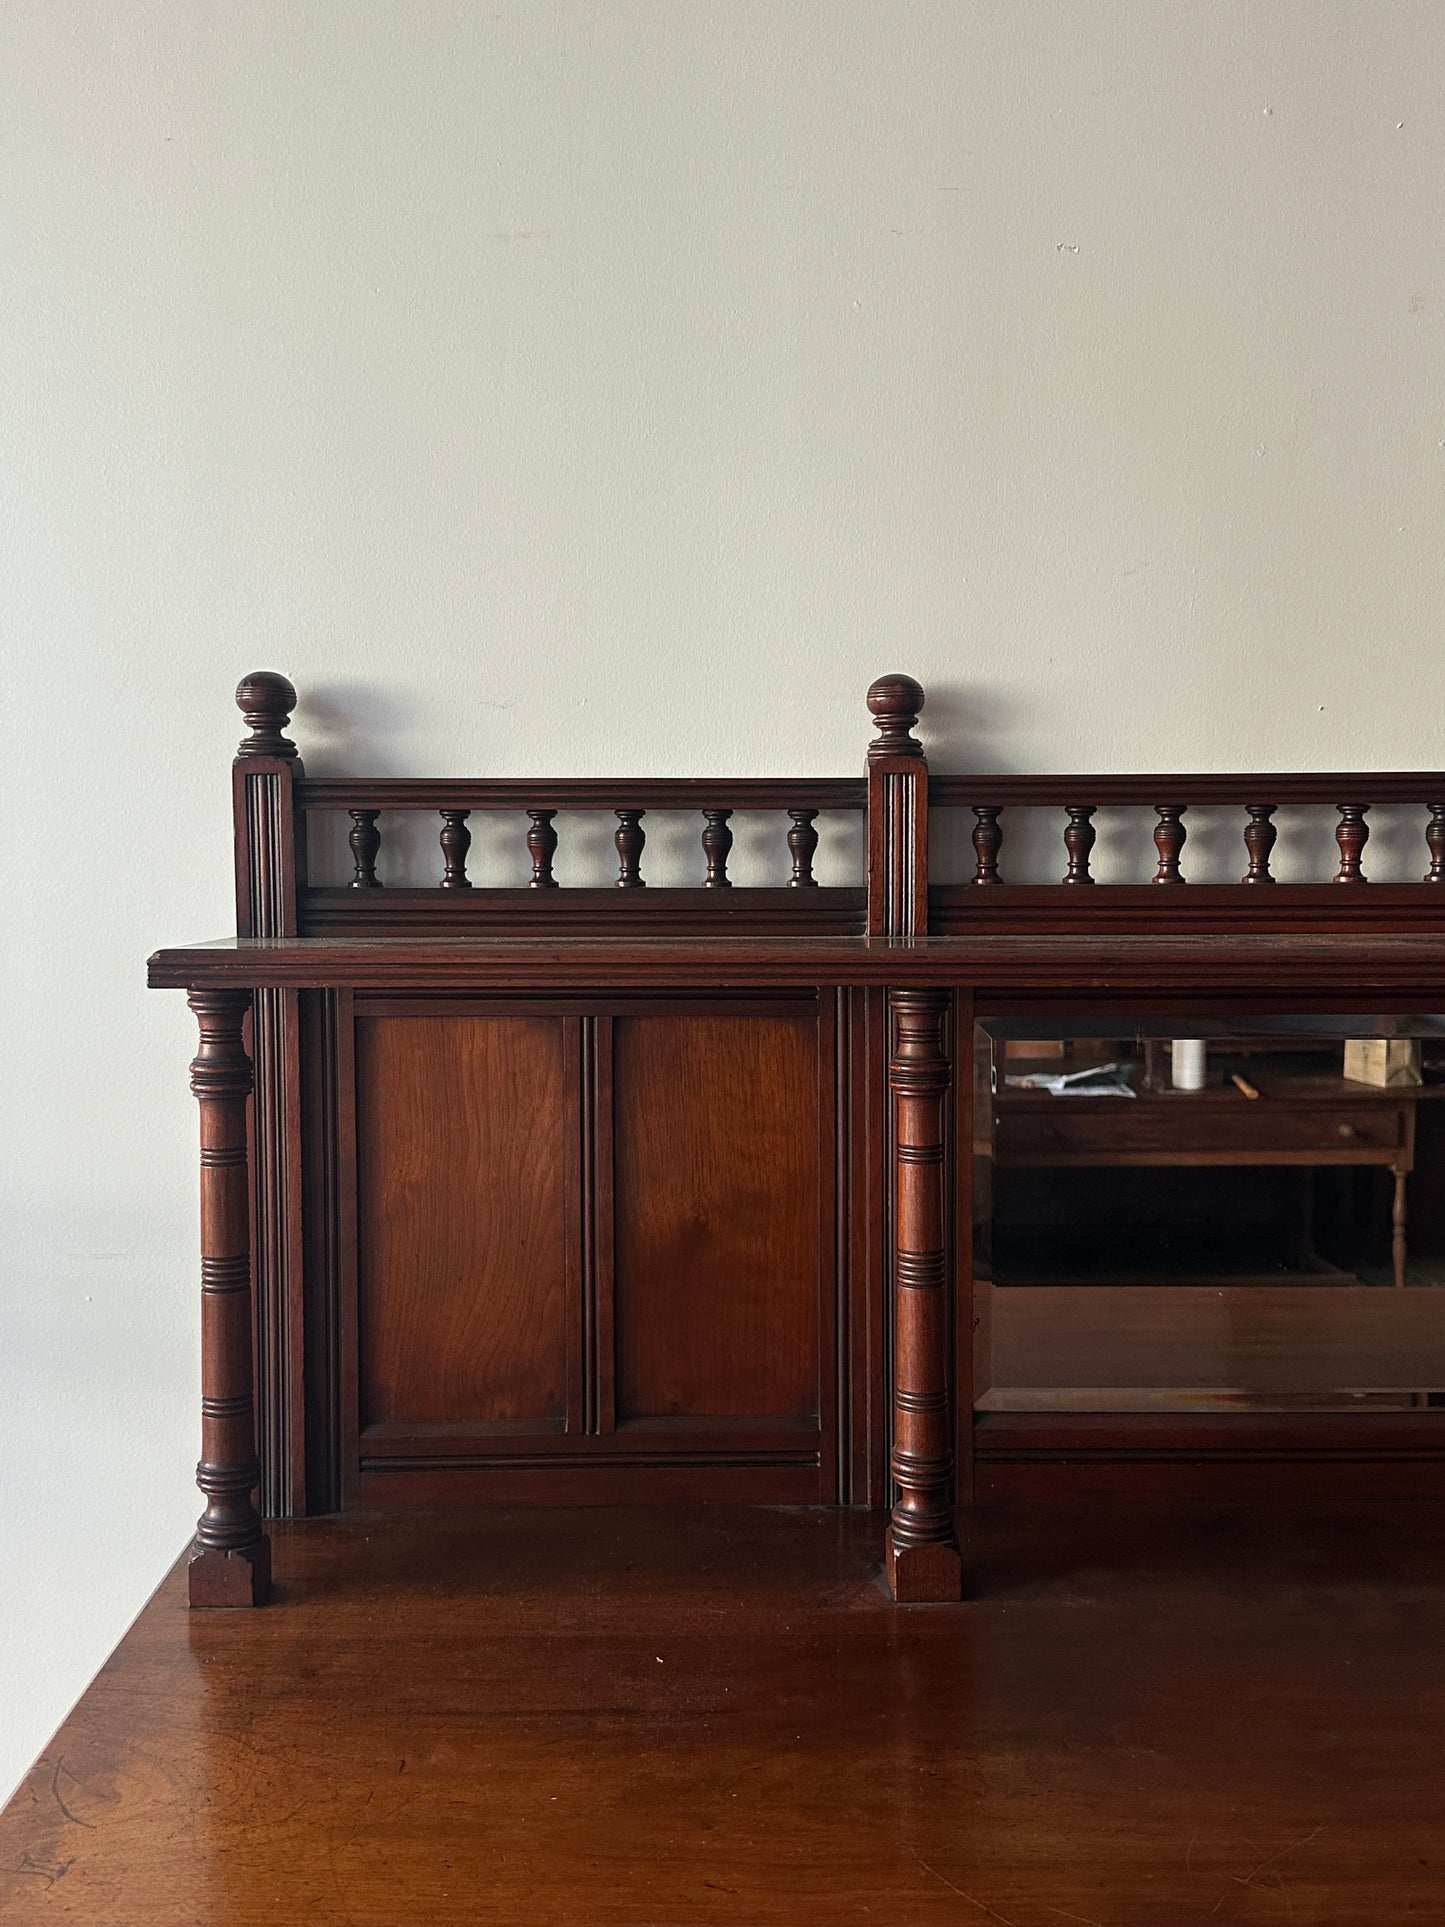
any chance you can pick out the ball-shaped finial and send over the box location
[235,671,299,759]
[866,673,925,761]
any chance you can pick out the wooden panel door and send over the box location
[611,1013,824,1429]
[355,1016,569,1427]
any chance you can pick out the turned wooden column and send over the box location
[885,988,962,1602]
[187,988,271,1607]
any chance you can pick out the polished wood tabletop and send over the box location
[5,1503,1445,1924]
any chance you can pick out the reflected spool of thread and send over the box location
[1171,1039,1208,1090]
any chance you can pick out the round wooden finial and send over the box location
[866,673,925,761]
[235,671,299,759]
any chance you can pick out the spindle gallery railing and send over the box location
[927,772,1445,932]
[230,670,1445,951]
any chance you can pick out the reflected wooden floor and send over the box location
[4,1503,1445,1925]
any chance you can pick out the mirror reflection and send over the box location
[973,1015,1445,1415]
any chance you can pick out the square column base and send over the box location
[188,1537,272,1608]
[884,1527,963,1603]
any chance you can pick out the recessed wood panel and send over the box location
[612,1014,820,1421]
[356,1016,568,1426]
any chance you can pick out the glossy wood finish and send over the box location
[355,1016,569,1426]
[186,989,270,1607]
[612,1015,822,1427]
[10,1504,1445,1924]
[885,989,962,1600]
[149,930,1445,994]
[150,670,1445,1604]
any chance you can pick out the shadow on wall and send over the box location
[912,682,1039,775]
[296,680,421,778]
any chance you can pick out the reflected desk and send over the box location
[994,1072,1423,1288]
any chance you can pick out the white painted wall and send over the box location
[3,0,1444,1800]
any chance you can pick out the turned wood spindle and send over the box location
[971,806,1003,885]
[787,808,819,888]
[526,809,559,889]
[186,989,270,1608]
[1061,805,1097,885]
[1425,803,1445,884]
[1242,803,1278,884]
[614,810,646,888]
[885,988,962,1602]
[701,809,733,888]
[439,810,473,889]
[347,809,382,888]
[1333,804,1369,885]
[1152,805,1187,885]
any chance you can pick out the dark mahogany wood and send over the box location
[971,804,1003,885]
[438,809,473,889]
[866,674,928,938]
[700,809,733,888]
[230,676,307,1517]
[148,670,1445,1562]
[1427,802,1445,884]
[786,807,819,887]
[1151,803,1187,884]
[15,1504,1445,1924]
[612,1014,824,1440]
[355,1015,570,1429]
[614,810,646,888]
[234,670,300,761]
[1334,803,1370,883]
[1243,801,1278,883]
[186,988,270,1606]
[1061,804,1097,884]
[884,988,962,1601]
[347,809,382,888]
[525,808,559,888]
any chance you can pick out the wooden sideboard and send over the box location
[149,673,1445,1606]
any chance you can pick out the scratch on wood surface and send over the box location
[913,1851,1017,1924]
[8,1852,75,1886]
[1210,1825,1325,1915]
[50,1758,95,1829]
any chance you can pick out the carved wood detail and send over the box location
[971,806,1003,885]
[787,808,819,888]
[1334,804,1370,885]
[701,809,733,888]
[1062,805,1097,885]
[1242,803,1278,884]
[884,988,962,1601]
[1152,805,1187,885]
[614,811,646,889]
[526,810,559,889]
[348,810,382,888]
[187,988,270,1606]
[439,810,473,889]
[1426,804,1445,884]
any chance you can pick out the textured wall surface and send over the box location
[3,0,1444,1799]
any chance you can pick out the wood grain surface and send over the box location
[612,1014,820,1421]
[356,1016,568,1425]
[6,1504,1445,1924]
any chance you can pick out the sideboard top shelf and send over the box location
[149,929,1445,994]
